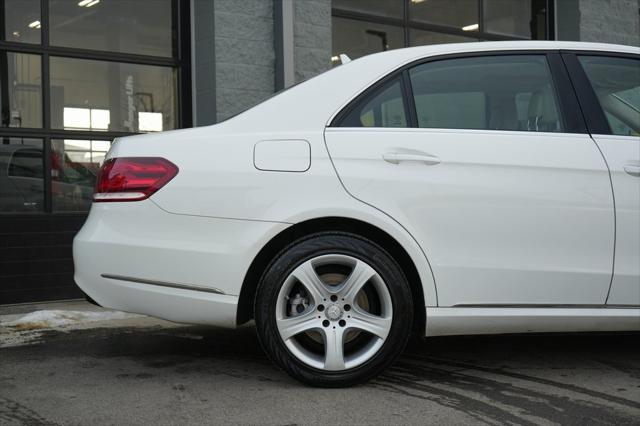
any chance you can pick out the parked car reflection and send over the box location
[0,144,96,212]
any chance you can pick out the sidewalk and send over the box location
[0,299,179,348]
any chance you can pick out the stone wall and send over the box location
[213,0,276,122]
[193,0,334,125]
[193,0,276,124]
[557,0,640,46]
[293,0,332,83]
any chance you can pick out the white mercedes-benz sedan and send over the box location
[74,41,640,387]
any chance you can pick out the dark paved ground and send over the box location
[1,318,639,425]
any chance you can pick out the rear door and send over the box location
[565,52,640,306]
[325,52,615,306]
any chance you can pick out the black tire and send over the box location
[254,232,413,387]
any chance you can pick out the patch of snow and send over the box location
[2,309,141,330]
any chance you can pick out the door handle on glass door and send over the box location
[382,152,441,165]
[623,164,640,177]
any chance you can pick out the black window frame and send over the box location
[331,50,587,134]
[0,0,192,216]
[332,0,555,47]
[560,51,640,136]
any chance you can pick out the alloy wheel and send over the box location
[275,254,393,371]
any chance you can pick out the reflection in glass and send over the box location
[63,107,110,131]
[409,55,564,132]
[578,56,640,136]
[1,0,41,44]
[484,0,539,38]
[333,0,403,18]
[50,0,174,57]
[410,30,479,46]
[332,17,404,62]
[0,138,44,212]
[50,57,177,133]
[409,0,479,29]
[340,78,407,128]
[0,53,42,128]
[138,112,164,132]
[51,139,111,211]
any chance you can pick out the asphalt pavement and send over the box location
[1,301,639,425]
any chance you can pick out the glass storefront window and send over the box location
[0,52,42,128]
[409,0,479,30]
[50,57,177,133]
[410,30,479,47]
[51,139,111,212]
[1,0,41,44]
[50,0,174,57]
[332,17,404,63]
[0,138,44,212]
[333,0,403,18]
[484,0,535,38]
[331,0,551,62]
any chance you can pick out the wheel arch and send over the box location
[237,216,427,334]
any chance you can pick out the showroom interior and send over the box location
[1,0,638,303]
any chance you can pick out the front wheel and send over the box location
[255,232,413,387]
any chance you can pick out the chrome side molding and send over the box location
[101,274,225,295]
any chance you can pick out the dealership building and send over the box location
[0,0,638,304]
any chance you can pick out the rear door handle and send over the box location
[382,152,441,165]
[624,164,640,177]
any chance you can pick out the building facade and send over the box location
[0,0,638,303]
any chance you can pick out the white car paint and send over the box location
[74,41,640,338]
[591,134,640,305]
[325,128,615,306]
[253,139,311,172]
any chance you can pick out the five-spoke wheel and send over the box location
[255,233,413,387]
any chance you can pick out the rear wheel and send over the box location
[255,232,413,387]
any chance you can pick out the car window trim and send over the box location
[561,51,640,136]
[401,71,418,127]
[334,73,412,128]
[330,49,589,134]
[547,53,587,134]
[560,52,612,135]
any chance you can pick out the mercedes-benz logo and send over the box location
[325,304,343,321]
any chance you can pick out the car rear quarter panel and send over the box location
[106,125,439,308]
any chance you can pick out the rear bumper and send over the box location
[73,199,289,327]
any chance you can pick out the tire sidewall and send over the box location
[255,232,413,387]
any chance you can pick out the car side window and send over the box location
[339,77,408,128]
[408,55,565,132]
[578,56,640,137]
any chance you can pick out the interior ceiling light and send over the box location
[78,0,100,7]
[411,0,427,3]
[28,20,41,29]
[462,23,479,31]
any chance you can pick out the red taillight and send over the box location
[93,157,179,202]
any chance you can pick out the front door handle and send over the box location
[382,152,441,165]
[624,164,640,177]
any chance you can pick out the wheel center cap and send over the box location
[325,304,343,321]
